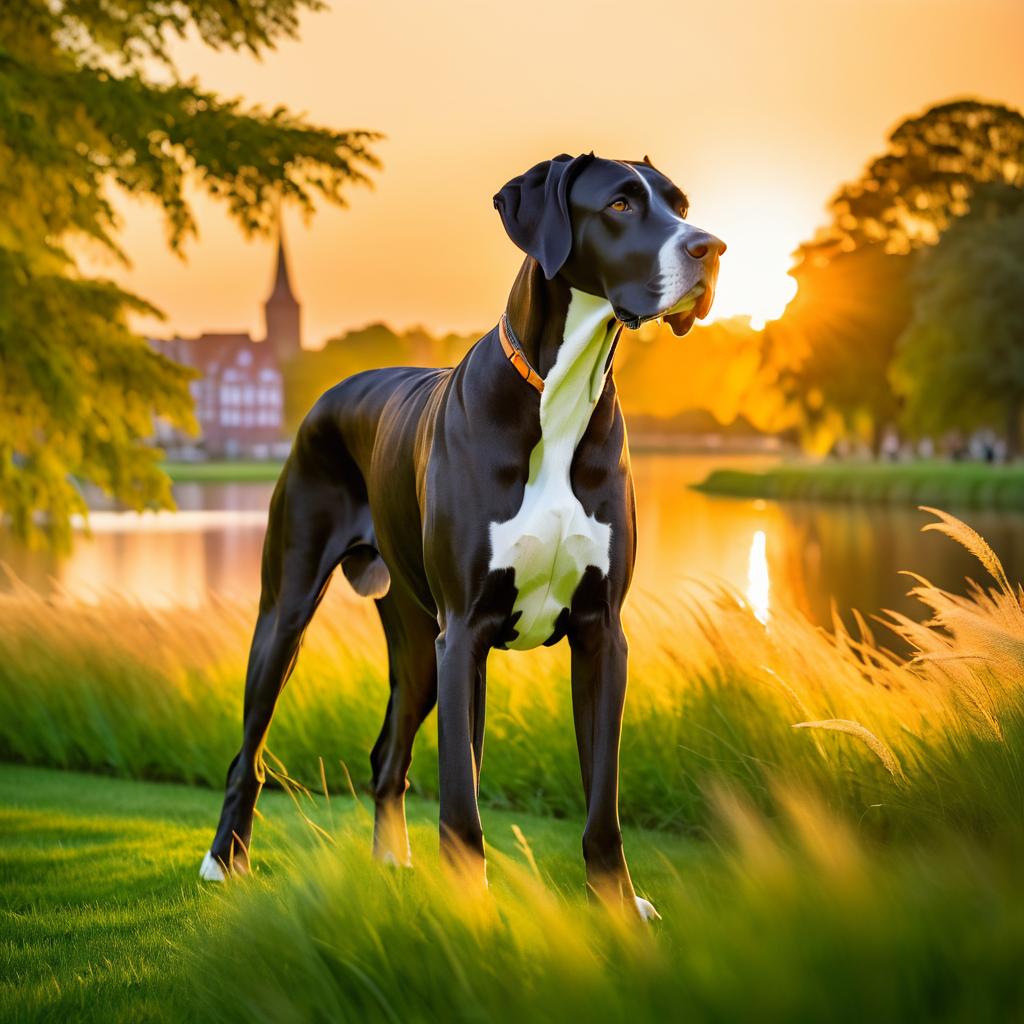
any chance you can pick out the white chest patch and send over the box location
[488,291,618,651]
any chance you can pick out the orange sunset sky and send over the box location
[88,0,1024,347]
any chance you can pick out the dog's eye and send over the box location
[608,198,630,213]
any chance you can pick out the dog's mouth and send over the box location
[615,280,714,336]
[660,282,711,337]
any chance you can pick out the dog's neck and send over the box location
[504,257,619,385]
[490,258,619,651]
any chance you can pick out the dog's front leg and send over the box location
[570,621,657,920]
[435,622,488,884]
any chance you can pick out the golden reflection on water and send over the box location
[747,530,770,625]
[2,454,1022,632]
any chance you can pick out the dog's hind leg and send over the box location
[370,588,439,867]
[202,454,361,881]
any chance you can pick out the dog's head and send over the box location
[494,153,725,336]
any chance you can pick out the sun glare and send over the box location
[701,204,802,330]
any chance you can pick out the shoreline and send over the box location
[694,461,1024,509]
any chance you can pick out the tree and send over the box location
[892,204,1024,458]
[756,247,913,455]
[614,316,764,426]
[1,1,379,548]
[806,98,1024,262]
[756,98,1023,456]
[282,324,480,432]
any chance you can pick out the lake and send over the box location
[3,454,1023,648]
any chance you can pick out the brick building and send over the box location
[151,231,301,459]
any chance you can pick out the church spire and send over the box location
[263,215,302,360]
[267,224,296,304]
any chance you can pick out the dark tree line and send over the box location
[759,100,1024,458]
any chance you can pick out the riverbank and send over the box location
[161,436,781,482]
[694,460,1024,508]
[162,460,284,483]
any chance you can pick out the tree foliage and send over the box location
[283,324,480,431]
[893,200,1024,456]
[1,0,379,548]
[614,316,764,426]
[751,98,1024,457]
[805,99,1024,263]
[755,247,913,454]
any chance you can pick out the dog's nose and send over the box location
[685,232,727,260]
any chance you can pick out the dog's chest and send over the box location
[488,293,617,651]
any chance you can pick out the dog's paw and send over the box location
[380,850,413,869]
[634,896,661,922]
[199,850,227,882]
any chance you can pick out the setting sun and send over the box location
[704,203,802,328]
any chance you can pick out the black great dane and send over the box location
[201,153,725,919]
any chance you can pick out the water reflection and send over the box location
[747,530,770,625]
[2,455,1023,639]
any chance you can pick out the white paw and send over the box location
[635,896,661,922]
[380,850,412,869]
[199,850,226,882]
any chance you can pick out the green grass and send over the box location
[3,763,1024,1023]
[161,460,284,483]
[3,510,1024,848]
[694,460,1024,508]
[0,764,696,1023]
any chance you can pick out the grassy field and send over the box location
[161,460,284,483]
[695,460,1024,508]
[4,510,1024,1020]
[3,511,1023,842]
[0,764,697,1023]
[2,765,688,1019]
[3,764,1024,1023]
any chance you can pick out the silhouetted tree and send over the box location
[893,200,1024,458]
[757,98,1024,455]
[615,316,763,425]
[1,1,379,548]
[757,247,913,455]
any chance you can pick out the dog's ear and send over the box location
[493,153,594,280]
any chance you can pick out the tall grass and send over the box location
[186,787,1024,1024]
[2,509,1023,840]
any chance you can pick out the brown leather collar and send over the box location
[498,313,544,394]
